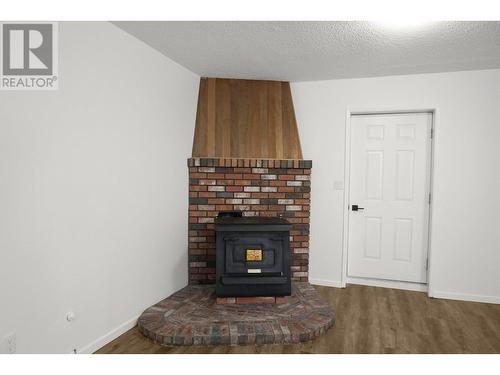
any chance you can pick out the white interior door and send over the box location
[347,112,432,283]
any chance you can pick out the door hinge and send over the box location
[428,193,431,204]
[426,258,429,271]
[430,128,434,139]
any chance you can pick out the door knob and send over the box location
[352,205,365,211]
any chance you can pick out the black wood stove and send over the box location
[215,213,292,297]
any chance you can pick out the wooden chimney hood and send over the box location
[192,78,303,159]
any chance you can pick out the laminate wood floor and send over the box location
[96,284,500,354]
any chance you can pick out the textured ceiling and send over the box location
[113,21,500,81]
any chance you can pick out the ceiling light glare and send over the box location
[376,20,432,30]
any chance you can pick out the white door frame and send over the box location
[341,108,438,296]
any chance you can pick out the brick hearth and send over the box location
[188,157,312,284]
[138,282,334,346]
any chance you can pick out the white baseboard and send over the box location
[346,276,428,292]
[307,277,500,305]
[431,291,500,305]
[309,278,344,288]
[77,314,140,354]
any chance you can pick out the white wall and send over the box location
[0,22,199,353]
[292,69,500,303]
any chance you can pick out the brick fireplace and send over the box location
[188,157,311,285]
[136,78,335,347]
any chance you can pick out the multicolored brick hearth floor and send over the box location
[138,282,335,346]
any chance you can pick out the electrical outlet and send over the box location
[66,311,75,322]
[2,332,16,354]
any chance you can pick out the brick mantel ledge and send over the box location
[188,157,312,169]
